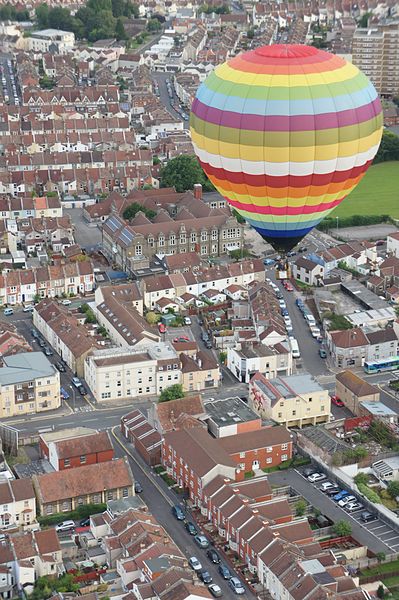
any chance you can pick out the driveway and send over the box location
[267,468,398,553]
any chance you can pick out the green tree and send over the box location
[247,28,255,39]
[39,75,56,90]
[115,17,127,40]
[87,0,113,11]
[354,472,369,486]
[159,384,184,402]
[123,202,156,221]
[295,499,307,517]
[332,521,352,537]
[147,17,161,31]
[377,585,385,599]
[35,3,49,27]
[374,131,399,164]
[146,311,160,325]
[219,351,227,364]
[112,0,126,17]
[48,6,73,30]
[161,155,214,193]
[387,480,399,499]
[376,551,386,565]
[359,12,372,27]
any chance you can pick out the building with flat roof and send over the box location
[249,372,330,428]
[341,281,388,311]
[204,396,261,438]
[28,28,75,54]
[0,352,60,418]
[360,401,398,423]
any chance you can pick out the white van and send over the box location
[4,308,13,316]
[305,314,316,327]
[290,338,300,359]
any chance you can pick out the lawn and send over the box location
[361,557,399,577]
[330,162,399,219]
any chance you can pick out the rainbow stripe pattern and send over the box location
[190,44,383,251]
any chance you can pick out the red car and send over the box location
[173,336,190,343]
[331,395,344,407]
[286,283,293,292]
[158,323,166,334]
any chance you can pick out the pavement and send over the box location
[336,224,398,241]
[65,208,102,249]
[267,469,398,554]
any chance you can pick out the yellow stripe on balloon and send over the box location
[191,128,383,162]
[237,207,335,223]
[216,60,359,87]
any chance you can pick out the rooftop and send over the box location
[0,352,57,385]
[361,401,397,417]
[341,281,388,311]
[204,396,259,427]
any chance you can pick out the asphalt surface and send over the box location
[65,208,102,249]
[112,429,253,596]
[267,468,398,554]
[0,53,19,105]
[152,72,188,129]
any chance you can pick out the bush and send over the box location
[357,483,380,503]
[38,503,106,526]
[295,499,307,517]
[354,472,369,486]
[333,520,352,537]
[387,481,399,499]
[159,384,184,402]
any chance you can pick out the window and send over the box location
[266,446,272,453]
[266,457,272,464]
[107,491,114,500]
[321,405,325,411]
[281,454,288,461]
[80,455,86,464]
[64,458,70,467]
[135,244,142,256]
[281,444,288,450]
[122,487,129,498]
[239,452,245,458]
[278,412,282,418]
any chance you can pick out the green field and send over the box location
[330,161,399,219]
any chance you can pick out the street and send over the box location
[112,429,254,596]
[152,72,188,129]
[0,53,19,105]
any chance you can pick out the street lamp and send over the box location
[336,216,339,236]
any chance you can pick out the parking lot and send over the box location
[267,467,399,553]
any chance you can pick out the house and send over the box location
[335,371,380,415]
[365,328,399,362]
[204,396,262,438]
[292,257,324,286]
[162,252,203,274]
[0,479,36,529]
[219,426,293,472]
[201,289,226,304]
[33,300,101,377]
[327,328,369,368]
[179,351,221,392]
[162,428,241,506]
[121,409,162,466]
[0,352,60,418]
[149,394,205,434]
[32,457,135,515]
[154,297,181,314]
[227,342,292,383]
[387,231,399,258]
[249,372,331,428]
[39,429,114,471]
[84,344,180,402]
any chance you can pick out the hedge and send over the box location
[317,214,390,232]
[357,483,380,504]
[38,503,106,526]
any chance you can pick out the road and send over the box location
[267,469,396,554]
[152,72,188,129]
[0,53,19,105]
[112,429,253,596]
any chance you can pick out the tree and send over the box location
[161,155,214,193]
[159,384,184,402]
[359,12,372,27]
[115,17,127,40]
[295,499,307,517]
[47,6,73,30]
[123,202,156,221]
[232,208,245,224]
[387,481,399,499]
[374,131,399,164]
[354,472,369,486]
[377,585,385,599]
[219,351,227,364]
[35,3,49,27]
[376,551,386,565]
[146,311,160,325]
[147,17,161,31]
[332,521,352,537]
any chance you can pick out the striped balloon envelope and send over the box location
[190,44,383,252]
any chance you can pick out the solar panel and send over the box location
[106,215,122,233]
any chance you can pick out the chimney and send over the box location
[193,183,202,200]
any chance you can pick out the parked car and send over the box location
[61,299,72,306]
[331,395,344,407]
[205,340,213,349]
[38,339,45,348]
[207,549,221,564]
[79,517,90,527]
[184,316,192,325]
[79,385,87,396]
[346,501,363,512]
[218,563,232,579]
[198,570,213,584]
[229,577,246,595]
[320,481,336,492]
[72,377,82,388]
[44,347,53,356]
[23,304,34,312]
[56,362,66,372]
[285,283,294,291]
[172,505,185,520]
[208,584,223,598]
[325,487,340,496]
[55,520,75,532]
[303,467,317,478]
[194,534,209,549]
[185,522,198,536]
[3,308,13,316]
[333,490,349,502]
[338,495,356,507]
[201,331,209,342]
[319,347,327,358]
[134,481,143,493]
[158,322,166,334]
[188,556,202,571]
[281,308,289,317]
[31,328,39,338]
[308,473,327,483]
[361,511,377,522]
[263,258,275,265]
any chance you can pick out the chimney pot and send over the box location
[194,183,202,200]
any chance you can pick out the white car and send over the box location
[346,501,363,512]
[310,327,321,338]
[23,304,34,312]
[338,495,356,507]
[61,299,72,305]
[188,556,202,571]
[308,473,327,483]
[184,316,192,325]
[320,481,335,492]
[55,520,75,532]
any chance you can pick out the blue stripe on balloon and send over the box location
[246,215,323,231]
[195,83,378,117]
[252,224,315,238]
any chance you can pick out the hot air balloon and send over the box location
[190,44,383,253]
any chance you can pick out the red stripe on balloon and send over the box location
[228,196,344,216]
[198,159,372,188]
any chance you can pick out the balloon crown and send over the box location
[254,44,320,59]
